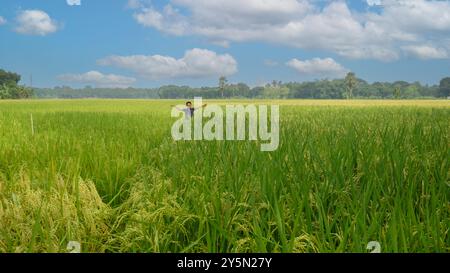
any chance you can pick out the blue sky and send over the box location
[0,0,449,88]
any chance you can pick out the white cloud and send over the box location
[209,40,230,48]
[133,5,189,36]
[367,1,450,33]
[131,0,450,61]
[127,0,143,9]
[97,48,238,80]
[58,71,136,88]
[15,10,59,36]
[0,16,6,25]
[67,0,81,6]
[402,45,449,59]
[367,0,382,6]
[287,58,349,78]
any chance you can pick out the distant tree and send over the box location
[439,77,450,98]
[263,86,289,99]
[219,76,227,98]
[27,76,444,99]
[236,83,250,97]
[404,85,420,98]
[344,72,357,99]
[250,86,264,98]
[0,69,33,99]
[0,69,21,86]
[225,84,238,97]
[393,81,410,88]
[0,84,12,99]
[0,83,33,99]
[278,86,290,98]
[15,85,34,98]
[394,86,401,99]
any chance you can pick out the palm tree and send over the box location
[219,76,227,98]
[345,72,357,99]
[394,86,401,99]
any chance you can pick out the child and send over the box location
[173,101,207,119]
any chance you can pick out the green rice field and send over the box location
[0,99,449,253]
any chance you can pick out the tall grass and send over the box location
[0,100,448,253]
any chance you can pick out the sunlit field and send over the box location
[0,99,448,253]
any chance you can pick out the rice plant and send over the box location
[0,99,448,253]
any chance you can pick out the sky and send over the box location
[0,0,449,88]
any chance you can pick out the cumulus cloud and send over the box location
[287,58,349,78]
[0,16,6,25]
[67,0,81,6]
[58,71,136,88]
[402,45,449,59]
[97,48,238,80]
[133,5,189,36]
[130,0,450,61]
[15,10,59,36]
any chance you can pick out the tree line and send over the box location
[1,68,449,100]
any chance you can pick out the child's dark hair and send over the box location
[186,101,192,106]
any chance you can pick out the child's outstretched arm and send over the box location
[195,104,207,110]
[170,105,183,111]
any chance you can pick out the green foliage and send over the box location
[2,68,449,100]
[345,72,358,99]
[219,76,228,98]
[439,77,450,98]
[0,69,33,100]
[393,86,401,99]
[403,84,421,99]
[33,78,445,99]
[0,84,34,99]
[262,86,290,99]
[0,69,21,86]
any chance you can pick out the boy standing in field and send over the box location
[172,101,207,119]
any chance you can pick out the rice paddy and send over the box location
[0,99,449,253]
